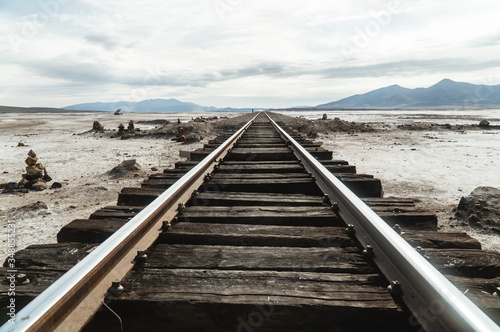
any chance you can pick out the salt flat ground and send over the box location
[281,109,500,250]
[0,110,499,261]
[0,111,226,260]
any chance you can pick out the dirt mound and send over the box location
[212,113,258,132]
[136,119,170,126]
[107,160,142,178]
[2,201,49,220]
[267,112,375,136]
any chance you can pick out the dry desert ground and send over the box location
[1,109,499,261]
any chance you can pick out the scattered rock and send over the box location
[50,182,63,189]
[184,132,202,143]
[479,119,490,127]
[17,142,25,147]
[456,186,500,231]
[151,167,158,172]
[32,182,48,191]
[306,123,318,138]
[2,182,19,192]
[322,114,328,120]
[107,159,141,178]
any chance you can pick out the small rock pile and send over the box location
[2,150,59,193]
[92,121,104,132]
[19,150,53,190]
[117,120,141,139]
[171,126,202,143]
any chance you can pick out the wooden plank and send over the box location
[117,187,165,206]
[210,173,310,180]
[327,165,356,173]
[362,197,416,207]
[89,206,144,219]
[179,206,341,226]
[424,249,500,278]
[378,212,438,230]
[402,231,481,249]
[200,178,323,195]
[218,164,305,173]
[119,269,387,302]
[141,178,178,189]
[370,206,422,213]
[225,148,297,162]
[159,223,353,247]
[0,268,66,325]
[221,160,300,165]
[190,148,298,162]
[57,219,126,243]
[190,191,324,206]
[148,173,183,179]
[237,143,322,148]
[340,178,383,198]
[321,160,349,166]
[3,243,97,270]
[446,275,500,323]
[143,244,372,273]
[83,269,411,332]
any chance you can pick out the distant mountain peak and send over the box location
[433,78,456,86]
[317,79,500,109]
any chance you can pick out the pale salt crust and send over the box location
[279,109,500,252]
[1,110,499,261]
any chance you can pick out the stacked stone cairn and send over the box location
[19,150,52,191]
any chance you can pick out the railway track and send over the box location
[1,111,499,331]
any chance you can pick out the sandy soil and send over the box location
[1,110,499,261]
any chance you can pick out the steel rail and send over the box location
[1,113,259,332]
[266,112,499,332]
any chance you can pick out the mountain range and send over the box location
[8,79,499,113]
[63,98,254,113]
[316,79,500,109]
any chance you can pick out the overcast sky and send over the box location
[2,0,500,108]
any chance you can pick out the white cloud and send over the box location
[2,0,500,108]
